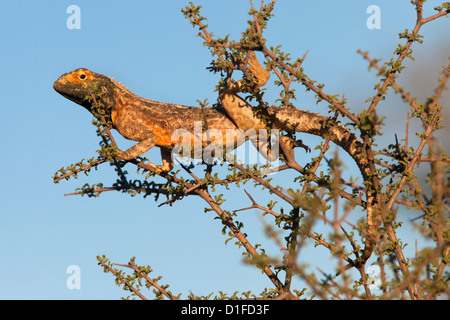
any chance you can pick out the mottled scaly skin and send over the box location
[53,68,365,174]
[54,56,375,262]
[54,68,243,170]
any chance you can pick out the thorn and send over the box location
[301,49,309,62]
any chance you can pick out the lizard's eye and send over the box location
[79,74,87,80]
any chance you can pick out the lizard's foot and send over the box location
[143,149,173,178]
[144,163,171,179]
[280,136,311,153]
[293,139,311,153]
[247,51,270,88]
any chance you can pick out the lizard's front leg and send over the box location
[112,130,173,173]
[115,135,157,161]
[117,139,173,173]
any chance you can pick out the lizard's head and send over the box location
[53,68,116,114]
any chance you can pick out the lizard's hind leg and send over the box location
[254,134,310,163]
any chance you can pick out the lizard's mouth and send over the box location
[53,80,69,98]
[53,75,67,94]
[53,78,84,106]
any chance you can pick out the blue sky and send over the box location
[0,1,448,299]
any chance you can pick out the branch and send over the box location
[365,2,449,115]
[237,188,356,269]
[261,47,360,125]
[357,49,426,124]
[196,187,285,291]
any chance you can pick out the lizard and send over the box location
[53,52,376,263]
[53,53,366,176]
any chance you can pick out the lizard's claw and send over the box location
[293,139,311,153]
[144,166,167,179]
[144,162,172,179]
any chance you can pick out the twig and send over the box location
[234,189,279,217]
[114,261,176,300]
[54,158,106,183]
[357,49,426,124]
[99,261,148,300]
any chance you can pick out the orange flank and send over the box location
[151,125,173,146]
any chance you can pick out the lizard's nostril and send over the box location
[53,79,61,91]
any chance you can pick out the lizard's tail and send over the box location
[270,107,364,168]
[271,106,377,263]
